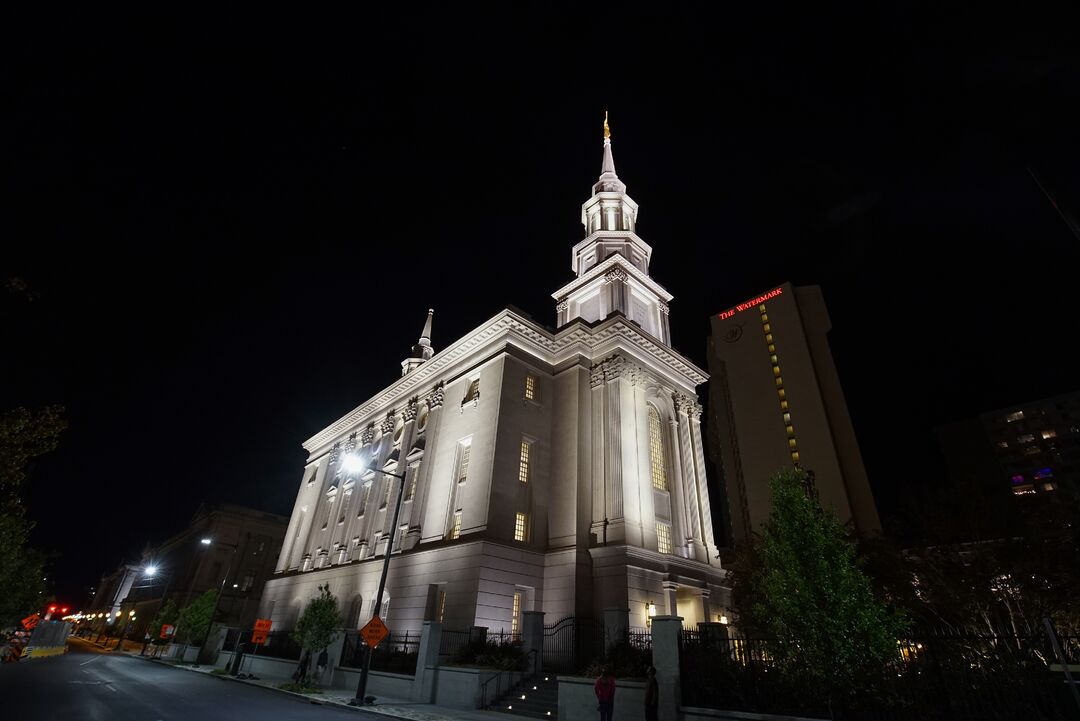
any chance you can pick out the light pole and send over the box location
[341,452,407,706]
[140,565,174,655]
[195,537,238,665]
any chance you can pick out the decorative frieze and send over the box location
[675,393,701,417]
[328,441,342,465]
[380,412,396,434]
[344,432,357,454]
[604,268,628,283]
[590,355,645,387]
[402,397,418,422]
[556,300,569,313]
[360,424,376,446]
[658,301,670,315]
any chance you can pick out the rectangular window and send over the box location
[997,441,1009,449]
[437,590,447,623]
[404,465,418,501]
[1041,430,1057,439]
[772,366,782,377]
[1005,411,1025,422]
[514,512,528,542]
[777,388,786,400]
[790,450,800,464]
[518,441,531,484]
[394,524,408,551]
[767,344,776,353]
[788,437,798,450]
[449,510,462,540]
[1018,434,1035,443]
[457,443,471,484]
[380,480,392,508]
[656,522,672,554]
[339,487,353,524]
[511,591,522,636]
[780,400,789,410]
[463,377,480,404]
[524,375,537,401]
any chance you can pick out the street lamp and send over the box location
[344,452,407,706]
[195,537,239,665]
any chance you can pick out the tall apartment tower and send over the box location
[707,283,881,545]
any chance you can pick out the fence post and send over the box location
[412,621,442,702]
[651,615,682,721]
[602,608,630,653]
[522,611,545,677]
[470,626,488,645]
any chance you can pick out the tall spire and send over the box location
[401,309,435,376]
[594,111,625,194]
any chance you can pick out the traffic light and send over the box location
[61,607,69,614]
[48,605,57,613]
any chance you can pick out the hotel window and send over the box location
[511,591,522,636]
[763,323,771,333]
[997,441,1009,449]
[777,388,786,400]
[773,365,782,377]
[648,407,668,491]
[524,374,538,401]
[788,438,798,450]
[463,377,480,405]
[765,334,773,344]
[761,313,769,323]
[768,344,776,353]
[791,450,800,464]
[775,377,784,388]
[518,440,532,484]
[514,512,529,542]
[1017,434,1035,444]
[770,354,779,364]
[437,589,447,623]
[786,424,795,437]
[1041,430,1057,439]
[457,443,471,484]
[449,510,462,540]
[656,522,673,554]
[783,412,791,424]
[780,399,789,410]
[1005,411,1025,422]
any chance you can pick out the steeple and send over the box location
[552,114,672,345]
[401,309,435,376]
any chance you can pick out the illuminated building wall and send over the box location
[707,283,881,545]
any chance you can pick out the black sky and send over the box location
[4,4,1079,605]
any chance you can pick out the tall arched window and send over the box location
[648,407,668,491]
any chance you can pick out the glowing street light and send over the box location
[145,565,158,577]
[200,538,212,545]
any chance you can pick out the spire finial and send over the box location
[603,110,611,141]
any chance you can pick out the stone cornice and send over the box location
[302,307,707,456]
[552,253,674,303]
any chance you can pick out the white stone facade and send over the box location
[260,125,730,635]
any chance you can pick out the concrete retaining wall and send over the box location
[558,675,647,721]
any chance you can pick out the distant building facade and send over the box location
[85,504,287,638]
[707,283,881,545]
[936,390,1080,502]
[260,123,729,637]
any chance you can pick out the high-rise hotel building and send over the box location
[707,284,881,545]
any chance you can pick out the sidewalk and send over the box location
[135,652,516,721]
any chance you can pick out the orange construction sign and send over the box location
[160,624,176,639]
[251,618,272,645]
[360,617,389,648]
[21,614,40,631]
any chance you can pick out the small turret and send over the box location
[401,309,435,376]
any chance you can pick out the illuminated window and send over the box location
[773,366,782,377]
[1005,411,1025,422]
[791,451,800,464]
[997,441,1009,449]
[770,354,779,364]
[518,441,531,484]
[511,591,522,635]
[778,388,786,400]
[768,344,776,353]
[524,375,537,401]
[449,510,462,540]
[463,377,480,404]
[656,522,672,554]
[788,438,798,450]
[765,334,773,343]
[761,314,769,323]
[648,407,668,491]
[775,377,784,388]
[1017,434,1035,443]
[780,399,789,410]
[762,323,771,333]
[1041,430,1057,439]
[786,424,795,437]
[437,589,447,623]
[457,443,471,484]
[783,412,791,424]
[1042,482,1057,492]
[1033,468,1053,480]
[514,512,528,542]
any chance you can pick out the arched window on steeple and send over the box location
[648,406,669,492]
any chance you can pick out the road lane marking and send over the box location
[80,656,100,666]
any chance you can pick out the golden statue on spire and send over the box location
[603,110,610,140]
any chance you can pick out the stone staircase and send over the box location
[491,674,559,719]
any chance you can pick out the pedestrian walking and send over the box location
[644,666,659,721]
[293,649,311,684]
[594,666,616,721]
[314,647,329,684]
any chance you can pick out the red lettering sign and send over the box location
[716,286,784,320]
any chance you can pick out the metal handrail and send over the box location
[479,648,539,709]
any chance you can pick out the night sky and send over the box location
[5,5,1078,606]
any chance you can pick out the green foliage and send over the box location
[585,640,652,679]
[176,590,218,645]
[149,599,179,645]
[278,682,323,694]
[730,468,907,701]
[291,583,343,653]
[450,639,526,670]
[0,405,66,626]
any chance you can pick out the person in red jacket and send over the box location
[594,666,616,721]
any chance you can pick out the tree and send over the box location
[0,405,66,626]
[291,583,343,678]
[149,599,179,645]
[729,468,907,705]
[176,590,217,651]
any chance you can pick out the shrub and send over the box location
[585,641,652,679]
[451,638,526,670]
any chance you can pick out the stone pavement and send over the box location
[141,652,515,721]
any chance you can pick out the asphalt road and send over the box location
[0,637,380,721]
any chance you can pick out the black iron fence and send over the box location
[680,628,1080,721]
[220,628,302,661]
[543,616,605,673]
[340,629,420,676]
[439,627,472,657]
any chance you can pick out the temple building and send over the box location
[259,117,729,635]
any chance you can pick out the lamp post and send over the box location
[140,565,174,655]
[195,537,239,666]
[341,452,407,706]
